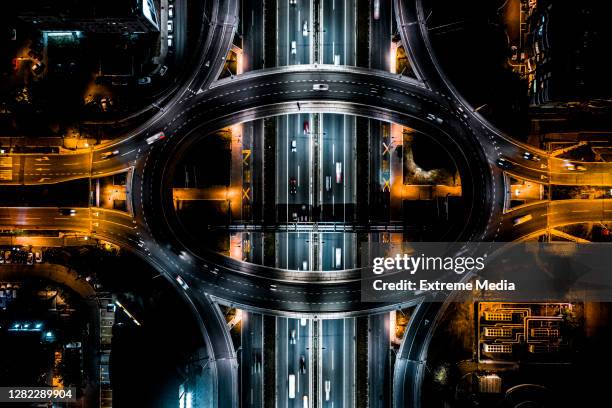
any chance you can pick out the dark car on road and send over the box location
[290,177,298,195]
[496,157,514,170]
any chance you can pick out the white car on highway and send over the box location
[291,41,297,54]
[100,150,119,159]
[313,83,329,91]
[290,329,297,344]
[288,374,296,399]
[513,214,533,226]
[325,380,331,401]
[146,131,166,145]
[335,162,342,183]
[303,20,308,37]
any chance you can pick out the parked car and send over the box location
[100,97,112,112]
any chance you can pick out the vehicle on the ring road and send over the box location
[303,395,308,408]
[374,0,380,19]
[303,21,308,37]
[325,380,331,401]
[335,162,342,183]
[300,318,307,326]
[59,208,76,216]
[168,4,173,18]
[496,157,514,170]
[100,150,119,159]
[175,275,189,290]
[325,176,332,191]
[290,0,297,4]
[313,83,329,91]
[168,34,173,47]
[303,120,309,134]
[289,374,296,399]
[290,177,298,194]
[513,214,533,226]
[299,355,306,374]
[291,41,297,55]
[564,161,587,171]
[523,151,540,161]
[290,329,297,344]
[146,131,166,145]
[426,112,444,124]
[167,20,173,33]
[291,139,297,152]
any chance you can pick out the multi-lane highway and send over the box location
[320,114,356,221]
[276,317,312,407]
[321,0,356,66]
[278,0,313,66]
[277,113,314,221]
[241,312,264,407]
[321,318,355,407]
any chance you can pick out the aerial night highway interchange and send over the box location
[1,0,612,407]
